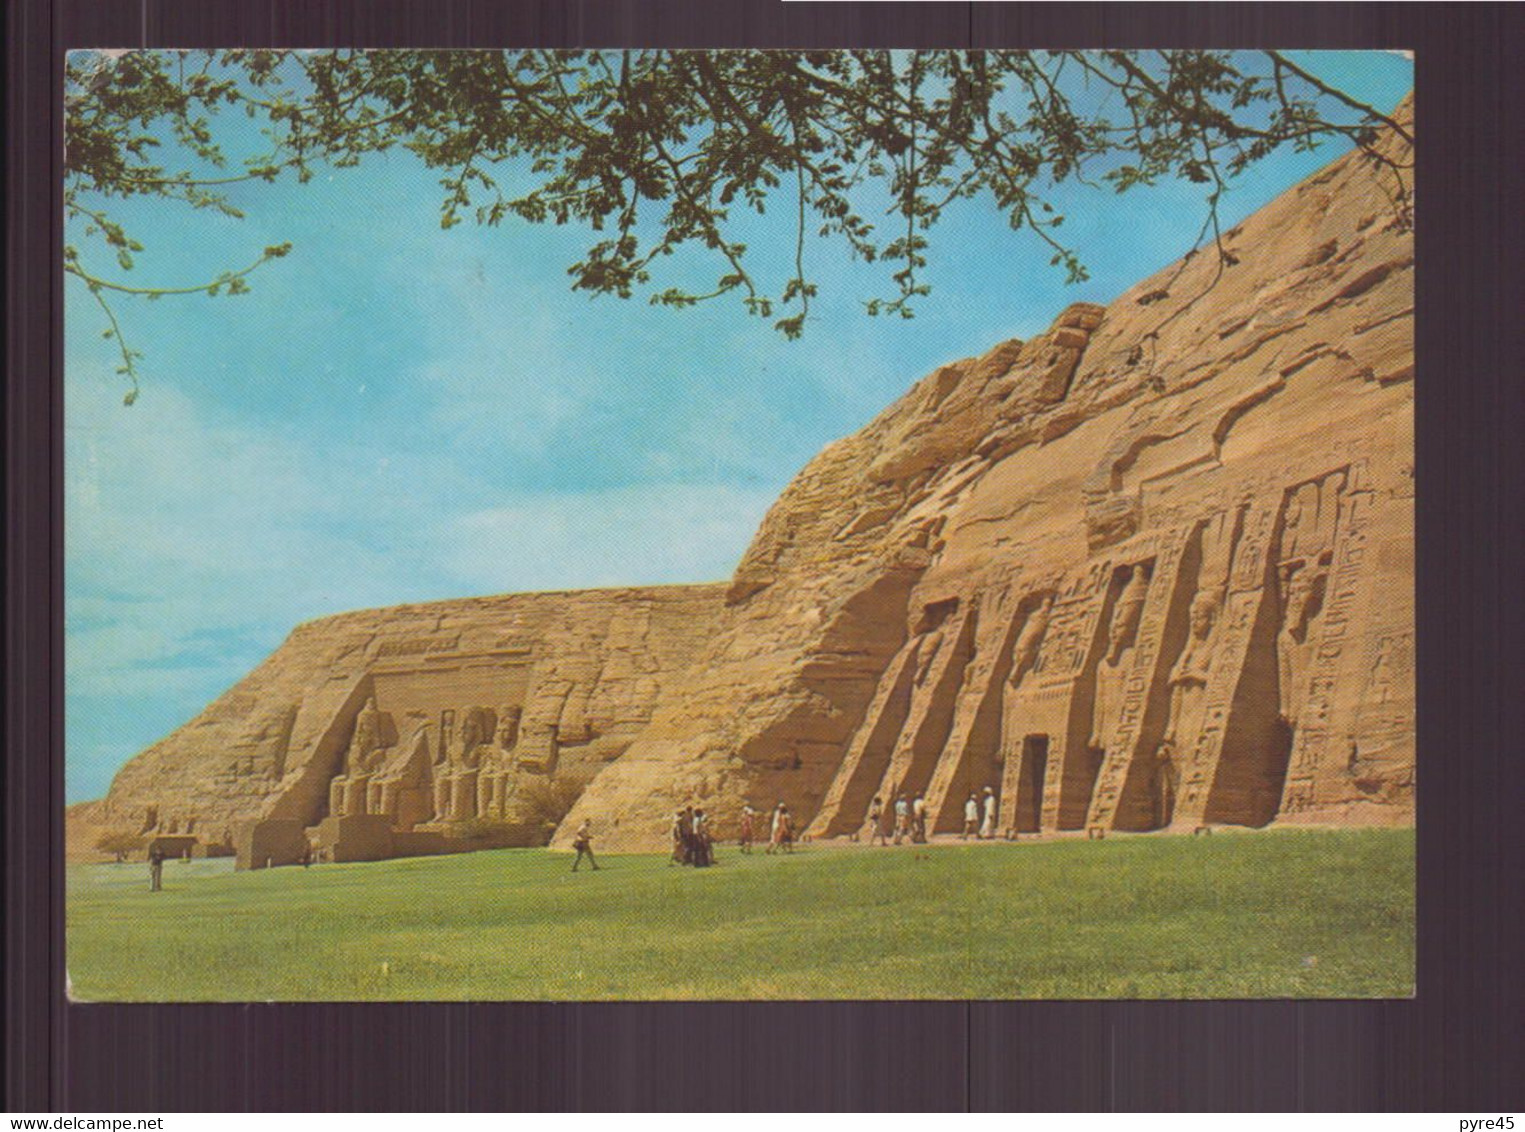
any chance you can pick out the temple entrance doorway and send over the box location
[1014,735,1049,833]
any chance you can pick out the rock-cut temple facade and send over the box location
[74,99,1415,862]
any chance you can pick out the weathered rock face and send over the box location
[557,99,1414,849]
[95,585,729,845]
[88,101,1413,856]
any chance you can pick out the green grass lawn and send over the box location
[66,827,1413,1001]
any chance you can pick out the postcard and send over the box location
[64,48,1414,1001]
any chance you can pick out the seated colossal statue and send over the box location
[432,707,492,821]
[327,696,391,817]
[474,706,522,819]
[363,722,434,827]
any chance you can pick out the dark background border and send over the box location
[8,2,1521,1112]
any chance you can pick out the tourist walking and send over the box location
[912,793,928,843]
[866,796,885,846]
[768,802,793,854]
[148,846,164,892]
[980,786,998,840]
[963,793,979,839]
[571,819,600,871]
[739,803,756,854]
[670,808,688,865]
[692,807,713,867]
[682,804,699,865]
[893,794,910,844]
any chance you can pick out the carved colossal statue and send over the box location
[350,697,382,766]
[328,696,388,817]
[474,706,524,820]
[432,708,488,821]
[476,764,498,820]
[1089,567,1149,751]
[1277,568,1323,725]
[1148,589,1221,829]
[913,627,945,686]
[1007,594,1054,692]
[496,706,522,752]
[459,713,486,768]
[1163,591,1220,748]
[371,766,400,822]
[363,723,433,824]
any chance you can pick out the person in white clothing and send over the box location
[979,786,997,839]
[963,794,979,839]
[767,802,793,854]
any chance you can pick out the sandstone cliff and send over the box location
[87,100,1414,858]
[94,585,728,844]
[557,97,1414,849]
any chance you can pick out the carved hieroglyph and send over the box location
[81,98,1413,855]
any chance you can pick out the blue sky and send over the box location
[64,50,1413,802]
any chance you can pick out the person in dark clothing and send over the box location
[148,847,165,892]
[679,805,697,865]
[670,809,687,865]
[692,807,713,867]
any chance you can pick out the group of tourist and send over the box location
[671,805,717,867]
[863,785,1001,844]
[762,802,794,854]
[670,800,798,866]
[963,786,1000,839]
[577,786,1003,875]
[865,792,925,845]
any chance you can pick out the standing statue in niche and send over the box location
[1164,591,1220,750]
[1089,567,1150,753]
[1007,593,1054,693]
[1153,590,1221,828]
[1277,567,1324,726]
[328,696,387,817]
[913,626,946,686]
[1274,471,1342,727]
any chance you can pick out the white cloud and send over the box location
[65,365,477,796]
[64,355,777,799]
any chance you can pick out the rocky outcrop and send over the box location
[557,96,1414,849]
[86,98,1414,857]
[94,585,728,847]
